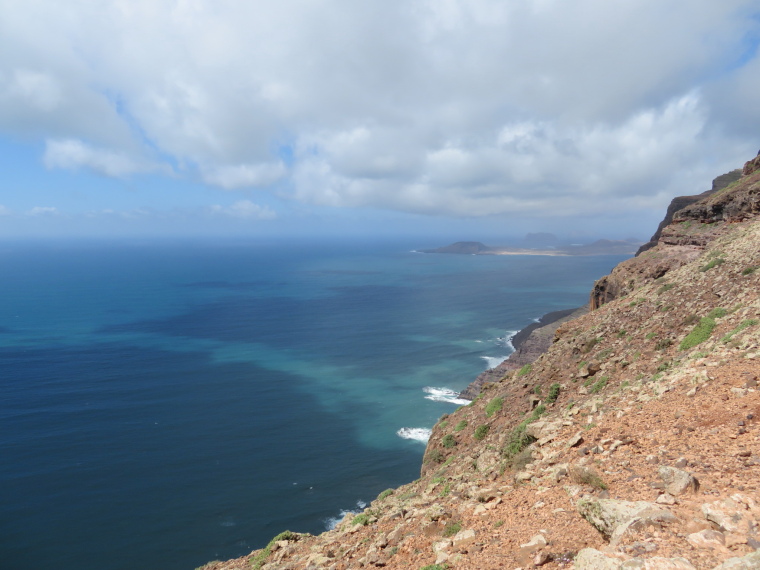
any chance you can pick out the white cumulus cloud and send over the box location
[0,0,758,220]
[210,200,277,220]
[43,139,154,177]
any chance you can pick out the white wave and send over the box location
[481,355,508,369]
[496,330,518,352]
[422,386,471,406]
[324,500,368,530]
[396,427,432,442]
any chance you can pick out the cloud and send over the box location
[202,162,287,189]
[1,0,759,220]
[0,204,11,216]
[26,206,59,216]
[43,138,155,177]
[210,200,277,220]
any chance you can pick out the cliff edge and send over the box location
[206,156,760,570]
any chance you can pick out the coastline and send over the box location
[459,305,587,400]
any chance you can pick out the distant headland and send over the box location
[419,235,643,256]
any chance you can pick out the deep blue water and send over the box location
[0,239,628,570]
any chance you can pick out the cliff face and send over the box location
[590,164,753,311]
[209,159,760,570]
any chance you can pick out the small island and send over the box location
[420,236,643,256]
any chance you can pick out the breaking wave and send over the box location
[396,427,432,442]
[423,386,470,405]
[324,500,368,530]
[481,355,508,369]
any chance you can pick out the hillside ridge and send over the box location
[206,156,760,570]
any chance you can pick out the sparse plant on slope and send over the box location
[474,424,490,440]
[454,420,467,431]
[485,396,503,417]
[377,488,394,500]
[680,317,716,350]
[250,531,301,569]
[546,383,561,403]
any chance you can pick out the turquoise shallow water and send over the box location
[0,238,628,569]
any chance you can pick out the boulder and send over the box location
[573,548,624,570]
[578,499,677,546]
[658,466,699,495]
[702,495,760,534]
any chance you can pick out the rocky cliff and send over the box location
[207,156,760,570]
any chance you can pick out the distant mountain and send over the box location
[420,241,492,254]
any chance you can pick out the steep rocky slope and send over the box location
[206,158,760,570]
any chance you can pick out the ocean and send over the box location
[0,238,629,570]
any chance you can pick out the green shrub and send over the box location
[680,317,716,350]
[502,405,545,461]
[707,307,727,319]
[700,257,725,272]
[590,376,609,394]
[646,331,657,340]
[517,363,532,376]
[377,488,394,500]
[442,521,461,537]
[442,434,456,448]
[425,449,445,464]
[546,383,561,403]
[722,319,759,343]
[485,397,503,417]
[439,483,451,497]
[473,424,490,440]
[438,420,448,430]
[352,513,371,526]
[742,266,758,275]
[250,531,300,569]
[454,420,467,432]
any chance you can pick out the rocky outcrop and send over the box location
[636,170,741,255]
[590,166,754,310]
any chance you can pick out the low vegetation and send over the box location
[484,396,503,417]
[473,424,490,440]
[251,531,300,569]
[680,317,717,350]
[441,434,456,448]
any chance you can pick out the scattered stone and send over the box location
[520,534,548,549]
[686,529,728,553]
[702,494,760,534]
[567,431,585,448]
[656,493,676,505]
[658,466,700,495]
[712,551,760,570]
[620,556,696,569]
[573,548,623,570]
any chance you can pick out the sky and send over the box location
[1,0,759,242]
